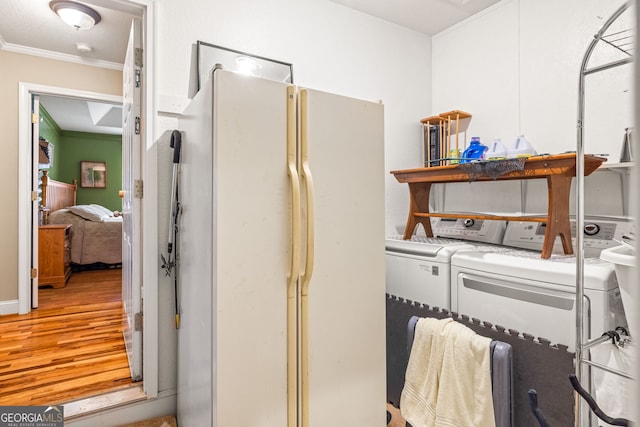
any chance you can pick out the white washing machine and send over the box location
[385,218,506,310]
[450,217,633,350]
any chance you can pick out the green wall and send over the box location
[38,105,122,211]
[39,106,62,180]
[57,131,123,211]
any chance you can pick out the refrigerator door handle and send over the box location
[299,88,315,427]
[300,88,315,291]
[286,85,301,427]
[286,89,302,283]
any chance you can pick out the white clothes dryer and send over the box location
[450,217,633,350]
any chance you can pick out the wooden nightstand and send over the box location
[39,224,72,288]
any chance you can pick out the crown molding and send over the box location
[1,41,123,71]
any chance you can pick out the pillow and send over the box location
[89,204,114,217]
[68,205,109,222]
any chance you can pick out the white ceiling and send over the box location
[39,95,123,135]
[1,0,500,134]
[327,0,501,35]
[0,0,139,67]
[0,0,139,135]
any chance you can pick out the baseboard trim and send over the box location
[0,299,19,315]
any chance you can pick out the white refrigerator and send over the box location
[176,69,386,427]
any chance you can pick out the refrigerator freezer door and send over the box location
[214,71,291,427]
[178,70,291,427]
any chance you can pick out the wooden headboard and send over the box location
[41,170,77,216]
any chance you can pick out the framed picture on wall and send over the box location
[80,161,107,188]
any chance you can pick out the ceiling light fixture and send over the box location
[49,1,102,30]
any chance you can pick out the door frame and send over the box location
[18,85,122,312]
[16,0,158,399]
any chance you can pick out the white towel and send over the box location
[590,341,635,423]
[400,317,496,427]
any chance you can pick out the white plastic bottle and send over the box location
[485,139,508,160]
[507,135,537,158]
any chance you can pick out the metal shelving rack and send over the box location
[575,2,634,426]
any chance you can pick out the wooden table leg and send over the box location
[542,175,574,258]
[404,182,433,239]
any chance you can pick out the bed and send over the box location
[41,171,122,266]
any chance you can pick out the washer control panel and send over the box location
[431,217,506,244]
[502,217,633,257]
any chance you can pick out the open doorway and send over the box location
[36,94,124,303]
[13,83,142,405]
[10,0,156,410]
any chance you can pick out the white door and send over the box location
[122,19,143,381]
[31,95,40,308]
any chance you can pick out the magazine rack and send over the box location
[421,110,471,167]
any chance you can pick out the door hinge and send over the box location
[31,191,38,202]
[134,312,143,331]
[32,113,39,124]
[135,69,141,88]
[31,268,38,279]
[134,179,144,198]
[135,117,141,135]
[135,48,143,67]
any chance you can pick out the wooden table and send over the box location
[390,153,607,258]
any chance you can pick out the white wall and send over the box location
[433,1,520,143]
[433,0,632,156]
[154,0,431,235]
[431,0,633,217]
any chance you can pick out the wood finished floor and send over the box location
[0,268,134,406]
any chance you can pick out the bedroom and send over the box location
[38,95,124,273]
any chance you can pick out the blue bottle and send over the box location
[461,137,488,163]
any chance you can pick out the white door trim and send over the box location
[134,0,159,399]
[30,95,40,309]
[18,80,158,398]
[18,84,122,314]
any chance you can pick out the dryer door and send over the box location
[451,268,584,350]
